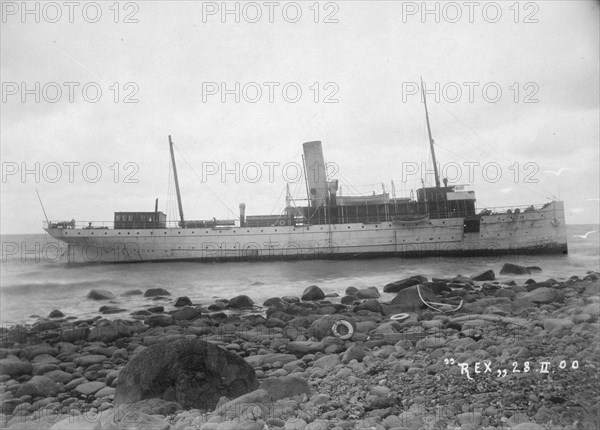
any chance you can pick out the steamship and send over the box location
[44,85,568,263]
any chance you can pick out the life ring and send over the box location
[331,319,354,340]
[277,220,287,226]
[390,313,410,321]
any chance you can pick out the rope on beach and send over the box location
[417,284,464,313]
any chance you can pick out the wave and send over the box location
[1,279,117,295]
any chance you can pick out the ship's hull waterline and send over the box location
[45,201,568,264]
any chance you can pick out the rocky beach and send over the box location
[0,263,598,430]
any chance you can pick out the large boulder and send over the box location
[144,288,171,297]
[114,338,259,410]
[472,270,495,282]
[87,289,116,300]
[228,295,254,308]
[383,275,427,293]
[390,285,435,311]
[356,287,380,299]
[301,285,325,301]
[174,296,192,307]
[500,263,531,275]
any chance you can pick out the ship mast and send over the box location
[168,135,185,227]
[421,77,441,188]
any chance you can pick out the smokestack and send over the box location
[239,203,246,227]
[302,141,328,208]
[328,180,338,206]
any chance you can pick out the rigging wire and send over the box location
[173,144,239,219]
[433,103,557,199]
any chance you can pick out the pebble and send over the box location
[0,270,596,430]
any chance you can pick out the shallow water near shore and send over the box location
[1,224,598,324]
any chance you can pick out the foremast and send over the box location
[169,135,185,228]
[421,77,441,188]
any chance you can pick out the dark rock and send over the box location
[208,302,227,311]
[345,286,359,295]
[48,310,64,318]
[0,359,33,377]
[228,295,254,308]
[20,343,56,360]
[383,275,427,293]
[356,299,383,313]
[494,288,517,299]
[500,263,531,275]
[308,315,338,340]
[174,296,192,307]
[524,279,537,284]
[522,288,564,304]
[44,369,73,384]
[472,270,495,282]
[260,375,310,401]
[123,289,144,296]
[342,343,367,363]
[341,295,359,305]
[144,288,171,297]
[60,327,90,343]
[525,281,552,292]
[356,287,380,299]
[131,310,151,316]
[15,375,62,397]
[75,381,106,396]
[423,281,451,295]
[144,314,174,327]
[88,321,133,343]
[527,266,542,272]
[99,306,127,314]
[267,311,293,322]
[390,285,434,311]
[87,289,116,300]
[451,275,474,285]
[263,297,286,307]
[301,285,325,301]
[287,341,325,355]
[282,296,300,303]
[171,307,203,321]
[114,338,259,410]
[147,306,165,313]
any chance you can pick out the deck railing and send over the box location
[43,202,555,231]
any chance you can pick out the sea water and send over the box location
[1,224,598,325]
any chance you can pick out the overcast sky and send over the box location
[1,0,599,234]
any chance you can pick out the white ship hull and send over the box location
[45,201,568,264]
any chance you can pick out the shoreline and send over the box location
[1,264,599,429]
